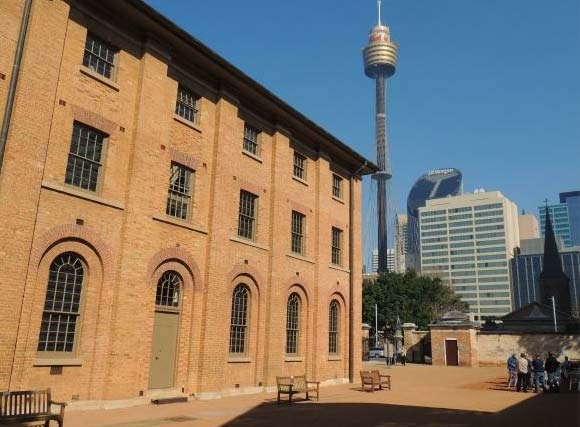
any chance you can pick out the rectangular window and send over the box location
[175,85,199,123]
[166,163,193,220]
[243,123,260,156]
[293,152,307,180]
[331,227,343,266]
[291,211,305,255]
[82,33,117,79]
[332,174,343,199]
[65,122,106,192]
[238,190,258,240]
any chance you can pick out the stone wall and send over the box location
[477,332,580,366]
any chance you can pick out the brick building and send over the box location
[0,0,377,402]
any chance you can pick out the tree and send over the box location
[363,271,468,332]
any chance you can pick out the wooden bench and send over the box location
[360,370,391,392]
[276,375,320,404]
[0,389,66,426]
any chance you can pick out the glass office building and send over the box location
[511,249,580,318]
[419,191,520,320]
[539,191,580,248]
[407,169,463,271]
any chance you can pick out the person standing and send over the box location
[561,356,572,380]
[531,354,545,393]
[401,346,407,366]
[516,353,529,392]
[545,352,560,391]
[507,353,518,388]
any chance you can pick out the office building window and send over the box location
[65,122,106,192]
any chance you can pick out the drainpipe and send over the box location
[0,0,33,173]
[349,161,367,382]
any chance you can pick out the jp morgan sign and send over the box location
[427,168,457,176]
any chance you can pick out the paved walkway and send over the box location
[65,364,579,427]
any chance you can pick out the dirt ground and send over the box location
[64,363,580,427]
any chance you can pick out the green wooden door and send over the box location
[149,311,179,389]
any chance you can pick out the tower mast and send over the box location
[363,1,398,273]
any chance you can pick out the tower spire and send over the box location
[541,201,564,278]
[377,0,382,26]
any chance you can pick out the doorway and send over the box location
[445,339,459,366]
[149,271,182,389]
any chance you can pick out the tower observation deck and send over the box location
[363,0,398,273]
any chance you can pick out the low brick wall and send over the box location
[477,332,580,366]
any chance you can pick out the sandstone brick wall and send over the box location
[477,333,580,366]
[430,328,478,367]
[0,0,367,402]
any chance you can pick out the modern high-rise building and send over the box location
[362,0,398,273]
[394,213,408,273]
[510,241,580,318]
[372,248,395,273]
[419,191,519,320]
[407,168,463,271]
[518,213,539,240]
[539,191,580,247]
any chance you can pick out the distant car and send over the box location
[369,348,384,358]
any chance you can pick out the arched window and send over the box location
[156,271,182,308]
[38,253,84,353]
[286,293,301,355]
[328,299,340,355]
[229,284,249,354]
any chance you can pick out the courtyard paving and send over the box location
[65,363,579,427]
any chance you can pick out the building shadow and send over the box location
[219,392,579,427]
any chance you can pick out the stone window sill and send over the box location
[328,355,342,361]
[228,356,251,363]
[152,214,208,234]
[242,150,263,163]
[41,181,125,210]
[33,358,82,367]
[292,176,308,187]
[173,114,202,133]
[79,66,120,91]
[285,356,304,362]
[286,253,315,264]
[329,264,350,273]
[332,196,345,204]
[230,236,270,251]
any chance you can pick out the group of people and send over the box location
[507,352,572,393]
[384,342,407,366]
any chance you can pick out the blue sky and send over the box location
[145,0,580,249]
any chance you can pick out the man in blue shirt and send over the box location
[507,353,518,388]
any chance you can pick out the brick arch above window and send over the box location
[226,264,265,293]
[30,224,114,282]
[147,247,202,291]
[285,278,311,305]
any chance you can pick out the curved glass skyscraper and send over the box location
[407,168,463,270]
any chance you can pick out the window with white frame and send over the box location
[332,174,343,199]
[293,152,306,180]
[331,227,343,266]
[291,211,305,255]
